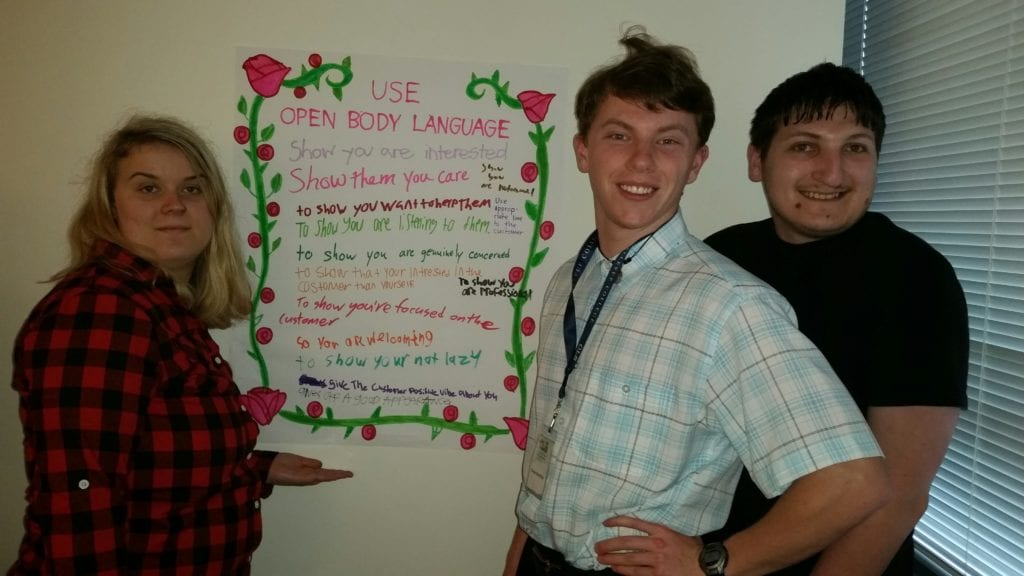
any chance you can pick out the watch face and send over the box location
[699,542,728,575]
[702,548,725,563]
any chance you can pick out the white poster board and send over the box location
[227,47,569,451]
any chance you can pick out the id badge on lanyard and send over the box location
[524,231,644,498]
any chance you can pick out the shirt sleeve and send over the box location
[251,450,278,498]
[16,289,156,575]
[707,292,882,498]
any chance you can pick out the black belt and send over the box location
[517,537,615,576]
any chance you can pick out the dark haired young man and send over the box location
[705,62,968,575]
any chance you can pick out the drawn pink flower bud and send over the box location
[247,232,262,248]
[260,287,275,304]
[240,387,286,426]
[242,54,291,98]
[503,375,520,392]
[521,162,538,183]
[516,90,556,124]
[294,86,307,99]
[521,317,536,337]
[361,424,377,441]
[266,202,280,217]
[539,220,555,240]
[460,433,477,450]
[508,266,524,284]
[306,401,324,419]
[233,126,251,145]
[443,405,459,422]
[503,417,529,450]
[308,53,323,68]
[257,144,275,161]
[255,327,274,345]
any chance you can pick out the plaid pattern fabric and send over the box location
[10,241,274,575]
[516,213,881,570]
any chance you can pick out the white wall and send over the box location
[0,1,844,574]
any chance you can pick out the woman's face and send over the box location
[112,143,214,281]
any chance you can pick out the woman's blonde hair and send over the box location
[60,115,251,328]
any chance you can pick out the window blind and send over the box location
[843,1,1024,575]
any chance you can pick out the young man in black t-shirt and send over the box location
[705,63,968,576]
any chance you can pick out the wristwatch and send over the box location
[698,541,729,576]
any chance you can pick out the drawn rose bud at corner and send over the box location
[255,327,274,345]
[520,162,538,183]
[242,54,292,98]
[503,375,520,392]
[240,387,286,426]
[460,433,477,450]
[361,424,377,441]
[306,401,324,419]
[503,417,529,450]
[516,90,556,124]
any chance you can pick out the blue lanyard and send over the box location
[549,230,650,431]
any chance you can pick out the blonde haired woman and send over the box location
[10,115,352,575]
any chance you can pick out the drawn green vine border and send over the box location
[240,59,554,445]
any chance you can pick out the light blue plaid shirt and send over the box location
[516,212,881,570]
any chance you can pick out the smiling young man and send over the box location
[504,30,890,576]
[705,63,968,575]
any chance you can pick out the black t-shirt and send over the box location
[704,211,968,575]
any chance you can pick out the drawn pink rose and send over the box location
[308,53,323,68]
[517,90,556,124]
[508,266,524,284]
[247,232,262,248]
[539,220,555,240]
[255,327,274,345]
[294,86,307,99]
[307,401,324,419]
[503,417,529,450]
[521,317,536,337]
[503,375,520,392]
[240,387,286,426]
[260,287,275,304]
[266,202,280,217]
[460,433,477,450]
[520,162,538,183]
[242,54,291,98]
[361,424,377,441]
[443,405,459,422]
[257,144,275,161]
[233,126,251,145]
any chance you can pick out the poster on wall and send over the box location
[226,47,569,452]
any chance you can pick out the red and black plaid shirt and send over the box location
[10,241,276,575]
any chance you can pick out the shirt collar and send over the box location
[92,239,167,285]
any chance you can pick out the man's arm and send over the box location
[809,406,959,575]
[596,456,888,576]
[503,525,529,576]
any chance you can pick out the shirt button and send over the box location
[214,356,223,364]
[246,452,254,459]
[78,479,90,490]
[622,385,630,393]
[254,500,261,510]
